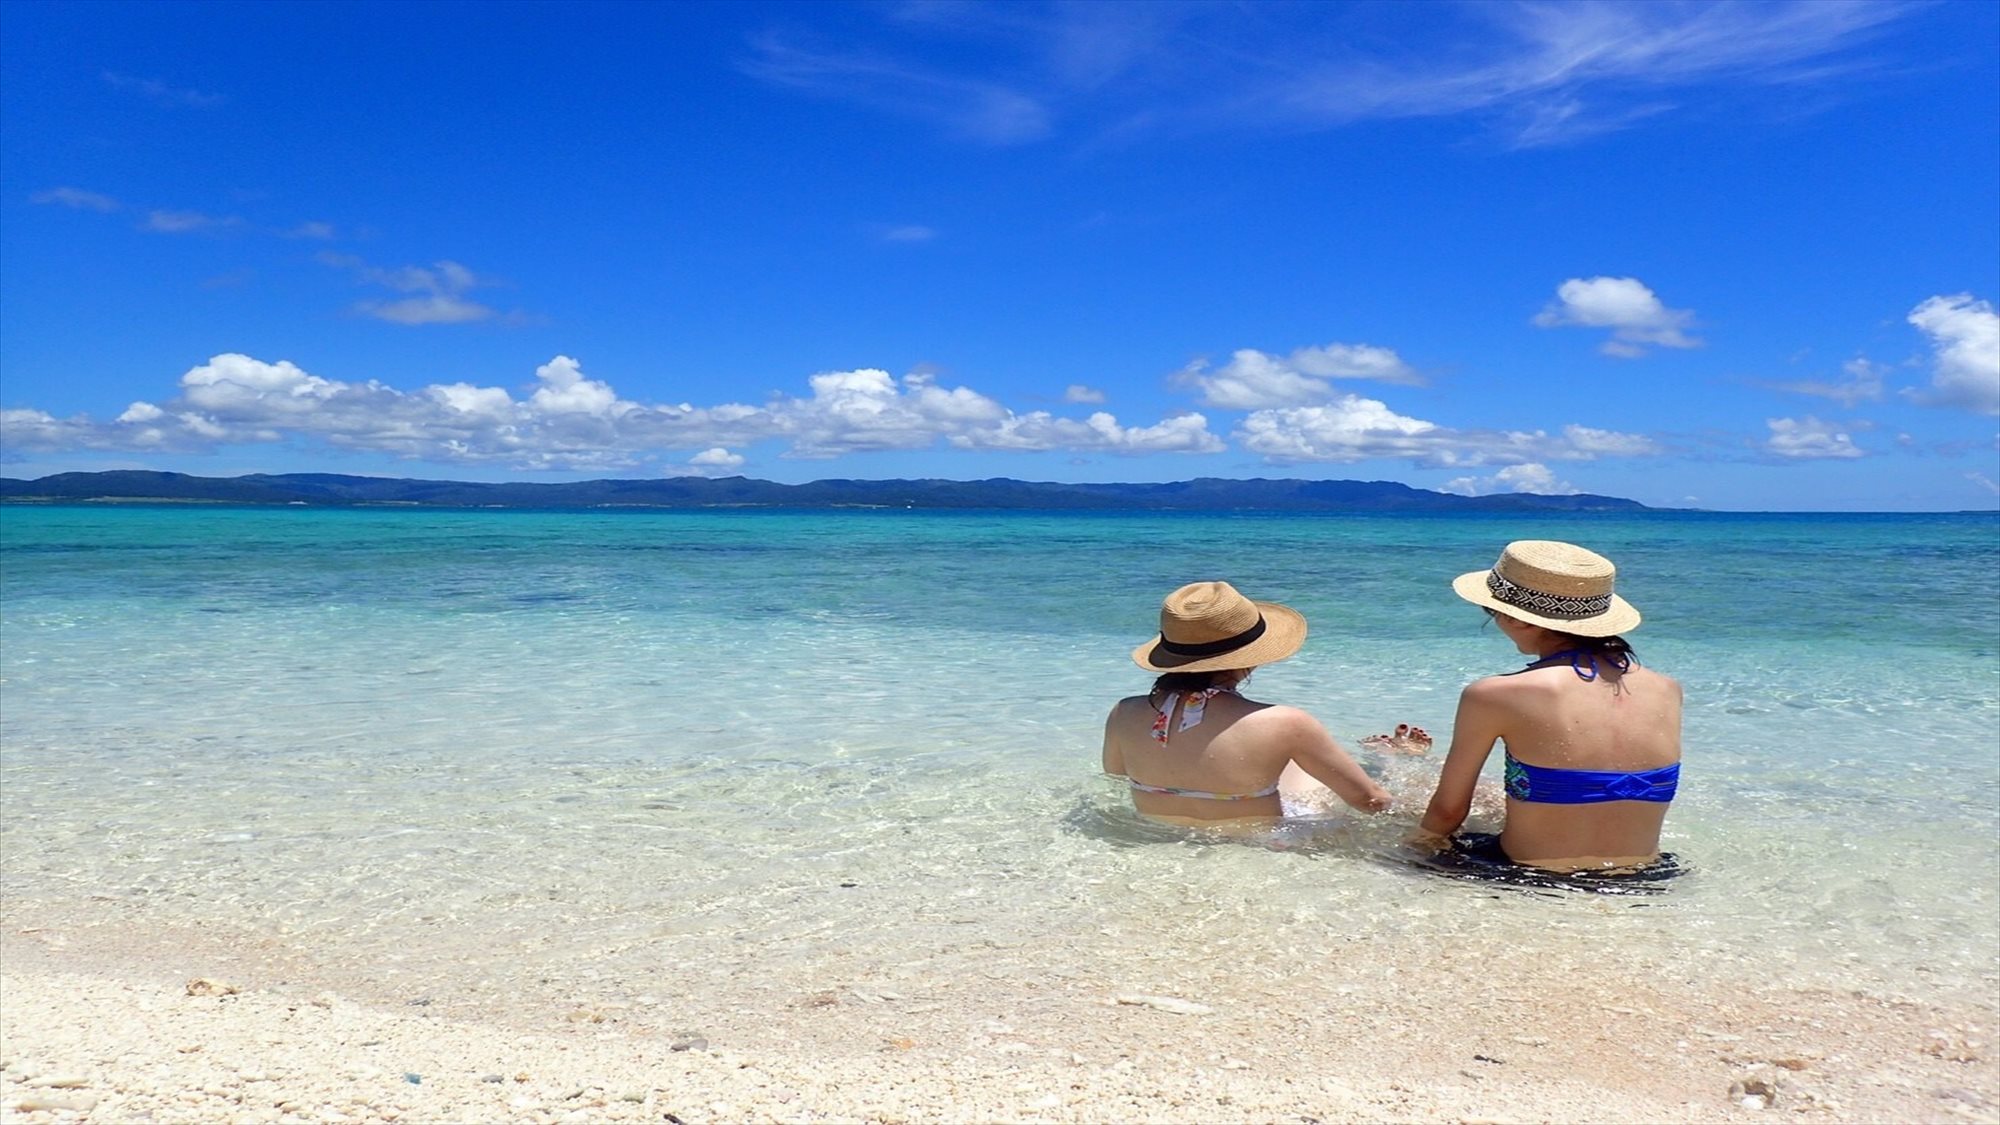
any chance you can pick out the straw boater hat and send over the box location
[1452,540,1641,637]
[1132,581,1308,673]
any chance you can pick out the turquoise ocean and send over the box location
[3,505,1996,1016]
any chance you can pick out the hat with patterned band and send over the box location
[1132,581,1309,673]
[1451,540,1641,637]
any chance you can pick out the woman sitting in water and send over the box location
[1412,540,1683,873]
[1103,580,1392,824]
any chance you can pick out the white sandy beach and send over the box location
[4,898,1995,1125]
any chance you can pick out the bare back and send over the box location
[1102,690,1389,822]
[1424,661,1683,869]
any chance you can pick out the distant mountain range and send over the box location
[0,470,1653,512]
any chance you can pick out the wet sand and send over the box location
[4,900,1995,1124]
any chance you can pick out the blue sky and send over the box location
[2,0,1995,511]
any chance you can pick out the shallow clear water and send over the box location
[2,505,1995,1008]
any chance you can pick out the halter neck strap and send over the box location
[1149,685,1236,743]
[1527,648,1631,682]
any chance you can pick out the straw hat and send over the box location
[1451,540,1641,637]
[1132,581,1308,673]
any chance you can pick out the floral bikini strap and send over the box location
[1150,686,1234,744]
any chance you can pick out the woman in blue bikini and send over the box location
[1103,580,1391,825]
[1412,540,1682,873]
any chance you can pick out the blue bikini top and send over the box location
[1504,753,1679,804]
[1504,647,1679,804]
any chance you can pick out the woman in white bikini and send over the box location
[1102,580,1391,825]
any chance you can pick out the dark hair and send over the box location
[1551,633,1639,664]
[1151,669,1239,695]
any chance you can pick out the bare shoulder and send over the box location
[1459,672,1551,718]
[1461,673,1525,703]
[1629,665,1684,697]
[1107,694,1153,722]
[1235,703,1330,738]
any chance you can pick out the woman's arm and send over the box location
[1413,681,1508,845]
[1277,709,1392,812]
[1101,702,1127,777]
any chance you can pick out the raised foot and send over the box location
[1360,723,1434,755]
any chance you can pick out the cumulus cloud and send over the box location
[1534,277,1700,356]
[665,447,748,477]
[1907,294,2000,415]
[1063,384,1106,404]
[31,187,120,212]
[1235,397,1658,467]
[1766,416,1864,459]
[1178,342,1422,408]
[690,447,744,468]
[1441,463,1580,497]
[319,253,501,325]
[954,410,1223,455]
[0,354,1223,470]
[1766,356,1886,408]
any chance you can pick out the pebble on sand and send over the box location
[1730,1065,1784,1109]
[1112,994,1213,1016]
[26,1074,89,1088]
[14,1093,99,1113]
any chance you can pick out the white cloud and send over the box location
[1560,424,1663,457]
[1271,1,1909,146]
[0,354,1224,469]
[954,410,1222,455]
[428,382,515,419]
[1441,462,1580,497]
[742,2,1912,148]
[1063,384,1106,404]
[320,253,502,325]
[881,225,937,242]
[101,71,224,108]
[1236,397,1657,467]
[1967,471,2000,497]
[1235,395,1437,461]
[1534,277,1699,356]
[31,187,120,212]
[0,409,91,447]
[1767,356,1886,407]
[775,369,1013,456]
[529,356,630,417]
[690,447,744,468]
[1766,416,1864,459]
[743,31,1050,145]
[364,295,495,325]
[180,354,341,417]
[1907,294,2000,415]
[287,221,337,240]
[143,209,236,234]
[1494,463,1577,494]
[665,447,748,477]
[1179,342,1422,408]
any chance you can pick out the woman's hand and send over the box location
[1403,827,1451,854]
[1360,723,1434,755]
